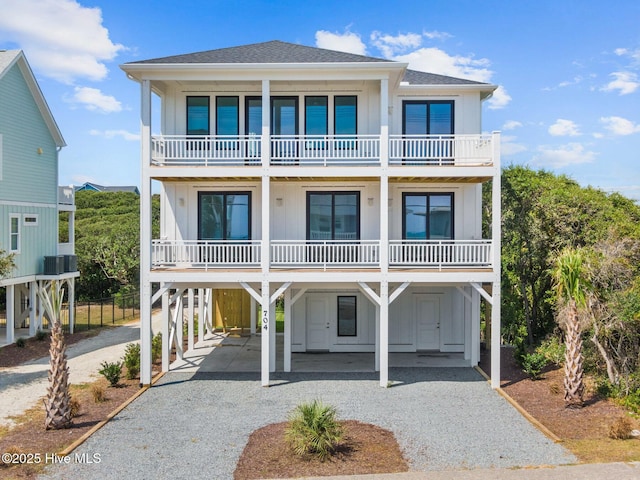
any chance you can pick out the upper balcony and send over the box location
[149,133,495,171]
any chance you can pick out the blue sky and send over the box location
[1,0,639,201]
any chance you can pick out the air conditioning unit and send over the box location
[44,256,64,275]
[64,255,77,272]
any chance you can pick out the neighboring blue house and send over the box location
[0,50,79,344]
[75,182,140,195]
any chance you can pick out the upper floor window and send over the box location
[187,96,210,135]
[245,97,262,136]
[402,100,454,135]
[307,192,360,241]
[198,192,251,241]
[216,97,239,136]
[334,96,357,135]
[305,96,328,136]
[9,214,20,253]
[403,193,453,240]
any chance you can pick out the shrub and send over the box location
[152,332,162,363]
[521,352,548,380]
[536,335,565,366]
[70,397,81,417]
[35,329,47,341]
[91,384,106,403]
[608,416,633,439]
[123,343,140,380]
[15,337,26,348]
[285,400,343,461]
[98,361,122,387]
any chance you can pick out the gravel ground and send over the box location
[40,367,575,479]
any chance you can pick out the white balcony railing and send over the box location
[151,240,261,268]
[271,240,380,269]
[388,134,493,166]
[149,134,494,167]
[389,240,493,269]
[270,135,380,165]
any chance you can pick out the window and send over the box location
[305,96,328,135]
[186,96,210,135]
[271,97,298,135]
[245,97,262,136]
[338,296,357,336]
[334,96,357,135]
[403,193,453,240]
[198,192,251,241]
[402,100,453,135]
[216,97,239,136]
[307,192,360,241]
[9,214,20,253]
[23,214,38,226]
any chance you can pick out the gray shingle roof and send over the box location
[402,69,487,86]
[130,40,392,65]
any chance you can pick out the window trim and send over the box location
[270,96,299,135]
[215,96,240,136]
[305,95,328,136]
[23,214,39,226]
[401,100,454,135]
[306,191,361,241]
[244,96,262,135]
[186,96,210,136]
[9,213,20,253]
[402,192,454,240]
[197,191,252,241]
[337,295,357,337]
[334,95,358,135]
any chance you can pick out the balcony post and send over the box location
[261,279,270,386]
[490,130,501,389]
[379,280,389,387]
[380,77,389,169]
[261,79,270,168]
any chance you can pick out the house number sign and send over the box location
[263,311,269,331]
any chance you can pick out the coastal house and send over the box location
[121,40,501,387]
[0,50,78,344]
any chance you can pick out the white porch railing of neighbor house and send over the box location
[271,240,380,269]
[388,134,493,166]
[151,240,261,268]
[151,135,262,166]
[270,135,380,165]
[388,240,493,269]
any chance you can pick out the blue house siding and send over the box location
[0,62,58,205]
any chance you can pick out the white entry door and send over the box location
[415,295,441,350]
[306,297,330,350]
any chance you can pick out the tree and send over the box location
[38,280,72,429]
[0,248,15,278]
[553,248,592,408]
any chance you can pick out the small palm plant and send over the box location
[38,280,72,430]
[285,400,343,461]
[553,248,592,408]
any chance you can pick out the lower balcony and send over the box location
[151,239,493,270]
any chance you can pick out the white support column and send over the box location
[269,302,276,372]
[374,304,380,371]
[28,281,37,335]
[250,298,257,334]
[176,293,184,361]
[261,80,270,169]
[68,279,75,334]
[284,288,292,372]
[490,131,502,389]
[471,289,480,365]
[162,290,170,372]
[380,77,389,169]
[206,288,213,334]
[261,279,270,386]
[198,288,204,343]
[379,281,389,387]
[187,288,194,352]
[6,284,14,344]
[139,78,153,385]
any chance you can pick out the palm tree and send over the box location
[38,280,72,429]
[553,248,591,408]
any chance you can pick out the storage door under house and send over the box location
[213,289,251,333]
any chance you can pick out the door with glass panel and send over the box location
[402,100,453,163]
[271,97,298,162]
[245,97,262,163]
[198,192,251,264]
[402,193,453,264]
[307,192,360,264]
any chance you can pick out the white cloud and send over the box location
[531,143,597,168]
[422,30,452,41]
[89,129,140,141]
[315,30,367,55]
[601,71,639,95]
[600,116,640,135]
[370,31,422,57]
[394,46,493,82]
[549,119,581,137]
[614,47,640,62]
[72,87,122,113]
[71,174,97,185]
[500,135,527,156]
[0,0,125,83]
[502,120,523,131]
[486,86,511,110]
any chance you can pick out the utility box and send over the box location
[64,255,77,272]
[44,256,64,275]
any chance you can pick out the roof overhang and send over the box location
[397,82,498,101]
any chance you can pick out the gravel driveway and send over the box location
[40,367,575,479]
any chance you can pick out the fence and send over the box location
[59,293,140,333]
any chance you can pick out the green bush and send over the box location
[35,329,47,341]
[15,337,26,348]
[536,335,565,366]
[285,400,344,461]
[521,352,548,380]
[98,361,122,387]
[122,343,140,380]
[152,332,162,363]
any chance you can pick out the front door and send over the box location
[306,297,330,350]
[415,294,440,350]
